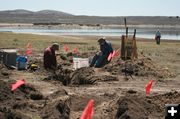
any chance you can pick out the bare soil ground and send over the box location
[0,33,180,119]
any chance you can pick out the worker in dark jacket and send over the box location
[43,43,59,70]
[90,38,113,68]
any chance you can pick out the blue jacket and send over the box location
[100,41,113,56]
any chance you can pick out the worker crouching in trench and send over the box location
[90,38,113,68]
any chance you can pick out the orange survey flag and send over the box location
[25,49,32,55]
[73,48,78,54]
[11,79,25,91]
[107,53,112,61]
[80,99,94,119]
[145,80,154,95]
[64,45,68,52]
[25,42,32,55]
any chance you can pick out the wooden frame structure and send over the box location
[121,18,138,60]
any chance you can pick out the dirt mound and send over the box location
[0,80,38,102]
[70,67,96,85]
[43,67,96,85]
[43,67,73,85]
[0,79,71,119]
[113,91,180,119]
[92,91,180,119]
[70,67,117,85]
[70,92,117,119]
[39,89,70,119]
[41,90,70,119]
[115,94,153,119]
[40,89,70,119]
[89,75,118,82]
[44,67,118,86]
[147,91,180,113]
[0,79,43,118]
[104,57,173,78]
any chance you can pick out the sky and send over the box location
[0,0,180,16]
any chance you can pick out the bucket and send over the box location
[73,57,89,70]
[17,62,27,70]
[16,56,28,70]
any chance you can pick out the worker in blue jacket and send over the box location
[155,30,161,45]
[90,37,113,68]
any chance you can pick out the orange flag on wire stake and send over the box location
[80,99,94,119]
[145,80,154,95]
[25,49,32,55]
[64,45,68,52]
[25,42,32,55]
[73,48,78,54]
[108,49,120,61]
[11,79,25,91]
[107,53,112,61]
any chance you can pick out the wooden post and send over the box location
[121,35,125,60]
[125,35,128,60]
[124,18,128,37]
[131,29,138,60]
[134,29,138,59]
[124,18,127,29]
[124,18,128,60]
[133,29,136,38]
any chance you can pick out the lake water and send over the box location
[0,28,180,40]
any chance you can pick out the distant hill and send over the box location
[1,9,34,14]
[36,10,73,16]
[0,9,180,25]
[0,9,74,23]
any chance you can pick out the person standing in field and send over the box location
[43,43,59,70]
[90,37,113,68]
[155,30,161,45]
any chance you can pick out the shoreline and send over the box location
[1,23,180,29]
[1,32,180,43]
[0,23,180,40]
[2,31,180,42]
